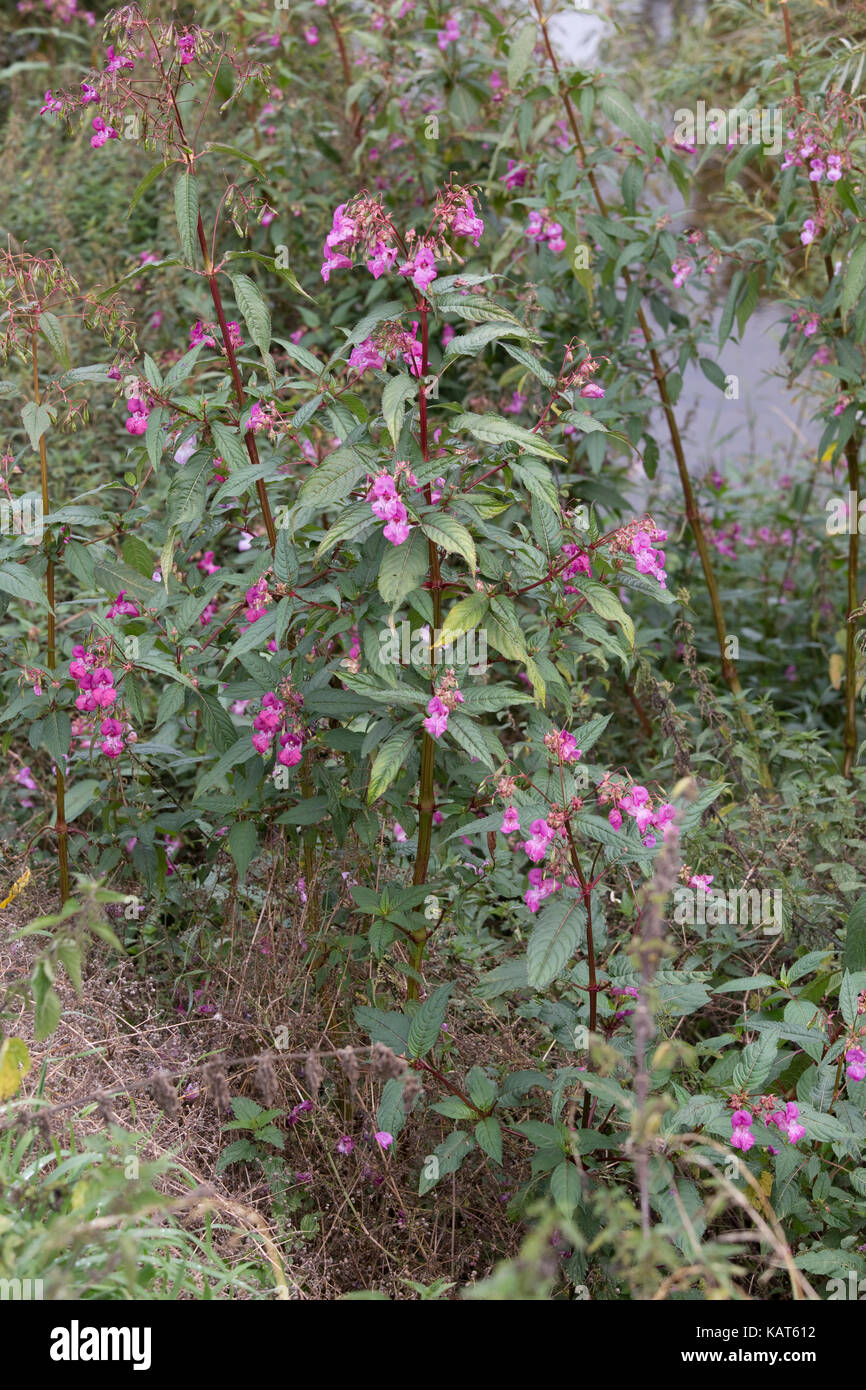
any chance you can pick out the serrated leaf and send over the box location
[231,273,272,356]
[419,513,476,574]
[550,1160,581,1217]
[377,527,428,607]
[174,170,199,264]
[298,447,369,509]
[407,983,453,1059]
[367,727,415,803]
[526,898,586,989]
[228,821,258,883]
[382,373,416,447]
[454,412,565,461]
[474,1116,503,1164]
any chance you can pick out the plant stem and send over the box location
[563,820,596,1127]
[195,214,277,553]
[409,302,440,998]
[32,330,70,905]
[843,436,860,777]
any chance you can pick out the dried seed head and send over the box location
[401,1075,422,1113]
[204,1060,230,1114]
[304,1050,324,1099]
[371,1042,405,1080]
[337,1046,360,1086]
[150,1069,179,1119]
[96,1092,119,1128]
[255,1053,279,1107]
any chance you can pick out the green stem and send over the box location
[32,330,70,906]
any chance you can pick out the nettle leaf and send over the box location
[454,412,565,462]
[419,513,476,574]
[407,983,453,1059]
[174,169,199,264]
[228,821,258,883]
[297,447,370,509]
[526,898,586,990]
[381,373,416,447]
[367,727,415,803]
[231,273,272,356]
[377,528,428,607]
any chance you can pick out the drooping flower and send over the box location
[730,1108,755,1152]
[845,1046,866,1083]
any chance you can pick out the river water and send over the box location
[548,1,821,491]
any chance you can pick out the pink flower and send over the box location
[580,382,605,399]
[800,218,816,246]
[501,805,521,834]
[393,823,407,843]
[90,114,119,147]
[40,90,64,115]
[730,1109,755,1152]
[374,1130,394,1149]
[348,337,385,374]
[423,695,450,739]
[106,590,140,619]
[366,241,399,279]
[198,550,220,575]
[304,25,319,45]
[671,257,693,288]
[608,808,623,831]
[398,244,438,292]
[337,1135,354,1155]
[688,873,714,891]
[845,1046,866,1083]
[437,15,459,47]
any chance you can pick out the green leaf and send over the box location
[434,593,488,649]
[568,576,634,647]
[419,514,476,575]
[466,1066,497,1112]
[732,1035,778,1093]
[174,170,199,264]
[368,728,415,803]
[195,691,237,753]
[231,273,272,356]
[474,1116,503,1165]
[845,895,866,973]
[841,241,866,324]
[297,447,369,509]
[597,86,655,152]
[0,1037,31,1101]
[840,970,866,1027]
[382,373,416,447]
[34,986,61,1042]
[407,983,453,1059]
[122,536,155,577]
[507,22,536,88]
[38,312,69,370]
[526,898,586,989]
[39,710,71,765]
[444,321,536,357]
[550,1160,581,1218]
[353,1005,411,1053]
[228,821,258,883]
[20,401,52,450]
[0,563,51,613]
[377,527,428,608]
[454,412,565,462]
[127,158,172,217]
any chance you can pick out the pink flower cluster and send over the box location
[251,691,304,767]
[90,115,119,147]
[543,727,582,763]
[243,575,270,625]
[320,186,484,291]
[190,319,244,351]
[125,395,150,435]
[69,645,119,712]
[561,543,592,592]
[599,778,675,849]
[367,468,414,546]
[423,670,464,739]
[527,210,566,254]
[731,1097,806,1152]
[781,130,844,183]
